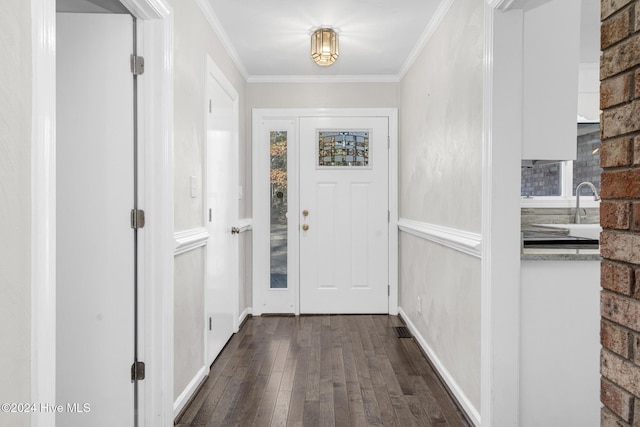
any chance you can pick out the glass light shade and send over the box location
[311,28,339,66]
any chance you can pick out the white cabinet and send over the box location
[578,63,600,122]
[520,260,600,427]
[521,0,581,160]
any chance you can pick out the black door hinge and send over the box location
[130,55,145,76]
[131,361,145,382]
[131,209,145,229]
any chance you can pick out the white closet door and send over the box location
[57,12,135,427]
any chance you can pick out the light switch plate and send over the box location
[190,176,198,198]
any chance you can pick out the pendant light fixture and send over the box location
[311,27,339,66]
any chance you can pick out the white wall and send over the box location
[0,1,32,426]
[398,0,483,417]
[399,0,483,232]
[248,82,398,110]
[399,234,481,403]
[171,0,247,231]
[173,249,205,397]
[169,0,248,403]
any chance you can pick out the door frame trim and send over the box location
[31,1,174,426]
[481,2,523,425]
[252,108,398,315]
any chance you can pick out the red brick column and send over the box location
[600,0,640,425]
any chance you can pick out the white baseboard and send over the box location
[398,307,481,426]
[238,307,252,330]
[173,365,208,418]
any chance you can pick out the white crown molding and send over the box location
[398,218,482,258]
[398,0,455,80]
[247,74,401,84]
[121,0,171,19]
[174,227,209,255]
[194,0,248,80]
[487,0,515,10]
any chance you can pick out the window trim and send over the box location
[520,160,601,208]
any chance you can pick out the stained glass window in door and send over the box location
[318,130,369,167]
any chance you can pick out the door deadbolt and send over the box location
[302,209,309,217]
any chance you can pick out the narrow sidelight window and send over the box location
[270,131,287,288]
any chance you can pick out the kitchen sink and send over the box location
[523,227,600,249]
[533,223,602,240]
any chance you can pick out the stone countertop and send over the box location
[521,247,601,261]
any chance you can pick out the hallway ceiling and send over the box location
[203,0,442,81]
[59,0,602,81]
[204,0,601,82]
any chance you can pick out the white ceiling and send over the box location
[204,0,443,81]
[204,0,601,82]
[57,0,601,81]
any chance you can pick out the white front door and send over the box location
[56,12,135,426]
[205,62,238,364]
[299,117,389,313]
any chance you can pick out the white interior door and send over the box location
[57,12,135,426]
[299,117,389,313]
[205,64,238,364]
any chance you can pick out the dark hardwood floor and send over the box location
[176,315,470,427]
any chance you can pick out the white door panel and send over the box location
[299,117,389,313]
[205,66,238,364]
[57,13,135,426]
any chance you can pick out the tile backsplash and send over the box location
[521,207,600,227]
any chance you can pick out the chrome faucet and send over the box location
[574,181,600,224]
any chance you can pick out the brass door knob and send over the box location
[302,224,309,231]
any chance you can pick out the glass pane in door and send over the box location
[270,131,287,288]
[318,130,370,167]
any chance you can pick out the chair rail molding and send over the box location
[237,218,253,233]
[174,228,210,255]
[398,218,482,258]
